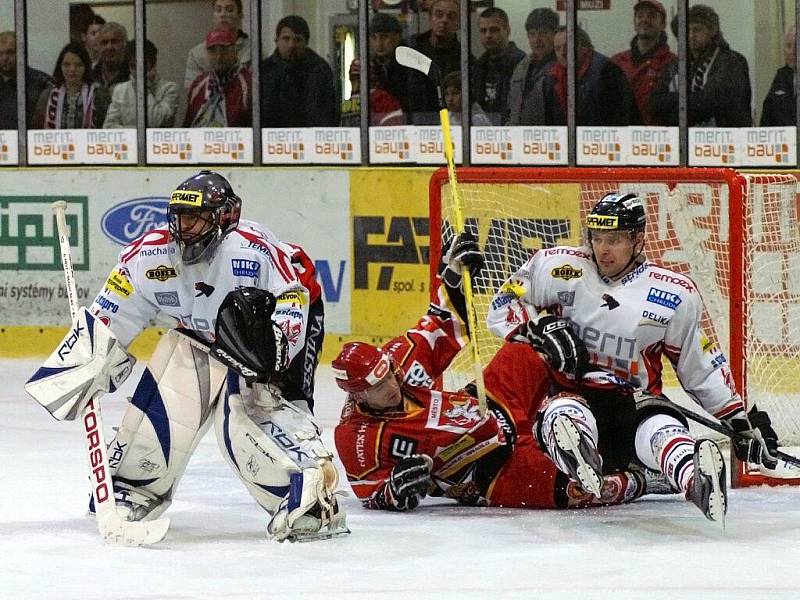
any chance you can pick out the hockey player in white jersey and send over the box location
[487,192,780,523]
[26,171,347,542]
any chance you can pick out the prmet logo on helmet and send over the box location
[586,214,619,229]
[169,190,202,207]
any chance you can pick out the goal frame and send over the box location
[429,166,799,488]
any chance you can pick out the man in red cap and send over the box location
[611,0,675,125]
[184,27,252,127]
[332,234,660,512]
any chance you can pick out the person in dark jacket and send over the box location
[611,0,675,125]
[760,26,796,126]
[650,4,751,127]
[260,15,338,127]
[508,8,559,126]
[0,31,53,129]
[471,7,525,125]
[544,26,640,126]
[405,0,472,125]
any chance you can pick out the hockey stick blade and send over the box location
[99,512,171,547]
[395,46,442,88]
[678,405,800,468]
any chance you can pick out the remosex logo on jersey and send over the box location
[231,259,260,278]
[551,264,583,280]
[194,282,215,297]
[601,294,619,310]
[646,287,681,310]
[146,265,177,282]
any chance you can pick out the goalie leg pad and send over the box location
[94,332,227,521]
[215,376,348,541]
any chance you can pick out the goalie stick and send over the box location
[52,201,170,547]
[395,46,487,415]
[676,403,800,469]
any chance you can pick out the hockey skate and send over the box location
[267,465,351,543]
[551,414,604,498]
[686,439,727,524]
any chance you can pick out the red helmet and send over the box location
[332,342,392,392]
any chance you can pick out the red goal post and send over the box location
[429,167,800,488]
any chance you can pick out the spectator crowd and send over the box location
[0,0,795,131]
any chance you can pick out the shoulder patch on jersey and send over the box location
[646,287,681,310]
[551,264,583,280]
[499,280,526,298]
[700,334,719,354]
[105,269,133,298]
[154,291,180,307]
[277,290,306,306]
[94,294,120,313]
[541,247,592,259]
[557,291,575,306]
[231,259,260,278]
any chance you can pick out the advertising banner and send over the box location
[147,128,252,164]
[471,127,568,165]
[0,168,350,332]
[28,129,137,165]
[262,128,360,164]
[0,130,19,165]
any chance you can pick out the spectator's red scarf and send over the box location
[44,83,96,129]
[549,55,592,116]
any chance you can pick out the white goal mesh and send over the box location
[430,168,800,486]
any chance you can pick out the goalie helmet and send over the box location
[585,193,646,236]
[167,170,242,264]
[331,342,392,392]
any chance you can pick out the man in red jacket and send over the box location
[185,28,252,127]
[611,0,675,125]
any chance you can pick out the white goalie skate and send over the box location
[551,414,604,498]
[686,439,727,525]
[267,464,350,543]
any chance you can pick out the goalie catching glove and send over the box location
[722,404,779,469]
[24,308,135,420]
[211,287,289,383]
[374,454,433,511]
[512,315,589,380]
[441,231,484,290]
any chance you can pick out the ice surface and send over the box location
[3,359,800,600]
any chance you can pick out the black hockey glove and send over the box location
[211,287,289,384]
[723,405,779,469]
[385,455,433,511]
[441,231,484,290]
[513,315,589,379]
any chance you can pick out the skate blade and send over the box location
[553,415,603,498]
[289,525,352,543]
[697,441,727,528]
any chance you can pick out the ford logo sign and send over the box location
[102,197,169,245]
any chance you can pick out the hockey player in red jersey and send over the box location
[333,234,651,512]
[486,192,782,523]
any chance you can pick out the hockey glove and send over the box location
[212,287,290,383]
[442,231,484,290]
[513,315,589,379]
[381,455,433,511]
[723,405,779,469]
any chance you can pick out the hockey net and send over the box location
[429,167,800,487]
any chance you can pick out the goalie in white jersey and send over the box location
[26,171,347,542]
[487,192,780,523]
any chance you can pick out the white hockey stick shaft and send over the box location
[51,201,169,546]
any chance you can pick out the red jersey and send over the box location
[334,286,612,509]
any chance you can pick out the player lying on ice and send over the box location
[487,191,782,523]
[26,171,347,542]
[332,234,666,512]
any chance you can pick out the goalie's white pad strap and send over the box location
[25,308,134,420]
[108,332,227,503]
